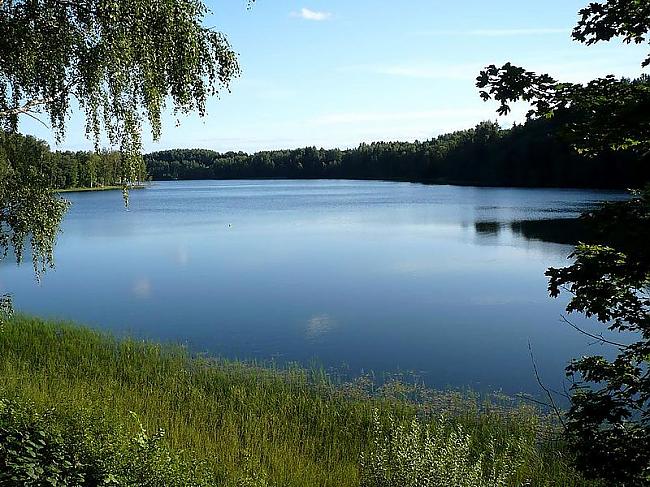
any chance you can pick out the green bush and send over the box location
[361,410,562,487]
[0,398,215,486]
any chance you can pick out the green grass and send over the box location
[56,184,146,193]
[0,315,596,486]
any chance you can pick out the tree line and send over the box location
[1,131,148,190]
[145,117,648,189]
[48,149,147,189]
[8,116,647,192]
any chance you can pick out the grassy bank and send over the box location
[56,184,147,193]
[0,316,595,486]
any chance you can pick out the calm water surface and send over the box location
[1,180,628,394]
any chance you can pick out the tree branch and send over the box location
[21,110,50,129]
[560,315,629,349]
[529,342,567,431]
[0,81,75,118]
[1,95,60,117]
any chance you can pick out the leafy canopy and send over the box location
[476,68,650,156]
[546,190,650,483]
[0,132,68,273]
[1,0,240,164]
[477,0,650,484]
[0,0,242,318]
[573,0,650,68]
[476,0,650,157]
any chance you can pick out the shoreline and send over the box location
[0,315,590,486]
[56,184,148,193]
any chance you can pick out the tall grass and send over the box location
[0,315,595,486]
[362,412,540,487]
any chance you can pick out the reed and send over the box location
[0,315,595,486]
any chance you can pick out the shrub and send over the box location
[0,398,216,486]
[360,410,529,487]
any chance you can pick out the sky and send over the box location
[20,0,650,153]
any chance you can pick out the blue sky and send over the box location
[21,0,650,153]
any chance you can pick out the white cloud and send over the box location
[415,27,570,37]
[533,58,648,83]
[370,63,481,81]
[291,8,332,21]
[311,108,487,126]
[340,61,483,81]
[346,53,648,84]
[467,28,569,37]
[305,106,529,148]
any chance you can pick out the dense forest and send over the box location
[48,150,148,189]
[1,132,148,190]
[6,118,648,191]
[145,119,648,189]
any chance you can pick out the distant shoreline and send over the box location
[57,184,147,193]
[148,176,631,193]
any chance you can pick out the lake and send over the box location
[0,180,628,395]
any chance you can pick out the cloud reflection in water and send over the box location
[306,314,337,341]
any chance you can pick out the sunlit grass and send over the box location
[0,315,596,486]
[56,184,146,193]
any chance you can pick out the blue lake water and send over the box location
[0,180,628,394]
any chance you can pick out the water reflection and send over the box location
[474,221,503,236]
[0,180,629,395]
[306,314,337,341]
[474,217,595,246]
[132,277,152,299]
[175,246,190,266]
[511,218,596,246]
